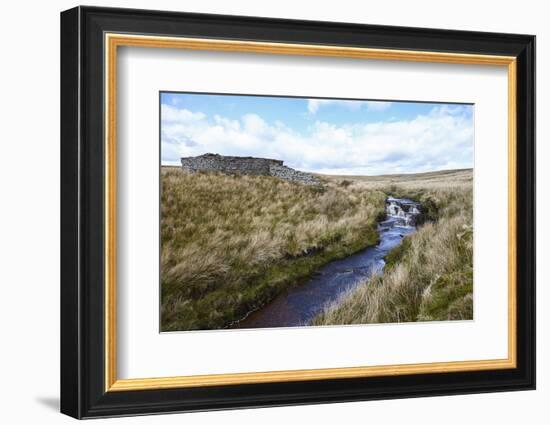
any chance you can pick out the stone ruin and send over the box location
[180,153,321,186]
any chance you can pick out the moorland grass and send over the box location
[161,168,386,331]
[312,169,474,325]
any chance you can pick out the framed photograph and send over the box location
[60,6,535,419]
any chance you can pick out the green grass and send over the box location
[161,168,386,331]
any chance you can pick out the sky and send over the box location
[160,92,474,175]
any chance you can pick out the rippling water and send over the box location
[232,197,421,329]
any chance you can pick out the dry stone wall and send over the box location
[269,164,321,186]
[181,153,320,185]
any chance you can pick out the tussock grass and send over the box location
[312,169,473,325]
[161,168,386,331]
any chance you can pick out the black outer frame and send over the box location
[60,5,536,419]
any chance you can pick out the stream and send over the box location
[231,197,421,329]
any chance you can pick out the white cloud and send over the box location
[161,104,205,123]
[307,99,392,114]
[242,113,269,135]
[307,99,328,114]
[161,104,473,175]
[307,99,361,114]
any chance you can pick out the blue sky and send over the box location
[160,92,474,175]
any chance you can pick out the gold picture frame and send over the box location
[104,33,517,392]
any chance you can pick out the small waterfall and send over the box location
[234,195,421,329]
[385,197,421,227]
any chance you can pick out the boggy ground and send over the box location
[312,169,473,326]
[161,167,386,331]
[161,167,473,331]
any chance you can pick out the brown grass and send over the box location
[161,168,386,331]
[312,169,474,325]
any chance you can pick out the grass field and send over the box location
[161,167,386,331]
[312,168,474,325]
[161,167,473,331]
